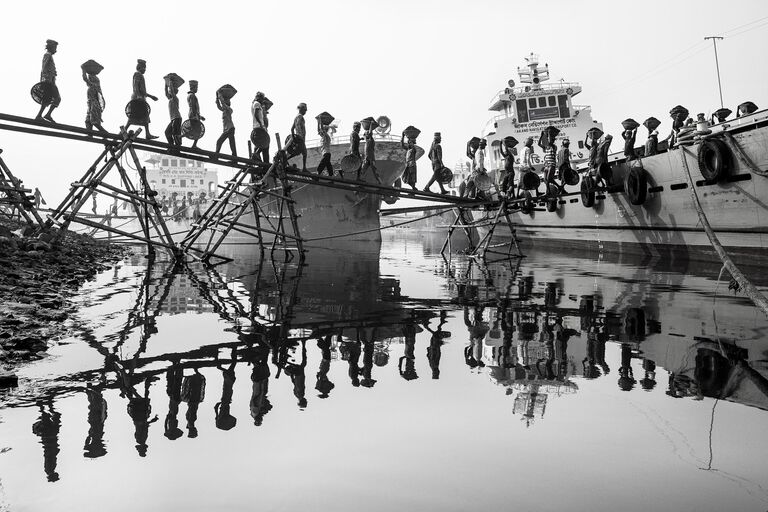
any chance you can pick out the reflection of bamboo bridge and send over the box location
[0,113,521,263]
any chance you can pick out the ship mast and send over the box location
[517,53,550,91]
[704,36,725,109]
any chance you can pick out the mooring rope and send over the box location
[679,145,768,318]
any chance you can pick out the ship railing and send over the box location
[304,132,403,149]
[488,81,582,105]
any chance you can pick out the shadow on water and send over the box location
[2,232,768,510]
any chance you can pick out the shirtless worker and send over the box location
[424,132,447,194]
[400,131,418,191]
[291,103,308,172]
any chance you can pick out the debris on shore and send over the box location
[0,219,127,378]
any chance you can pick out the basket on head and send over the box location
[521,170,541,190]
[503,136,519,148]
[125,99,151,124]
[712,108,732,122]
[737,101,758,116]
[341,154,362,174]
[316,111,335,126]
[621,118,640,131]
[669,105,689,121]
[81,59,104,75]
[30,81,57,106]
[468,136,481,150]
[250,127,270,149]
[643,117,661,132]
[542,125,560,140]
[360,117,378,131]
[403,125,421,140]
[474,173,492,192]
[438,166,454,184]
[217,84,237,101]
[181,119,205,141]
[586,127,603,140]
[164,73,185,89]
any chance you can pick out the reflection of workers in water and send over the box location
[164,364,184,440]
[425,311,448,379]
[182,369,206,438]
[283,341,308,408]
[399,322,419,381]
[340,336,362,387]
[618,344,637,391]
[84,383,108,458]
[361,328,378,388]
[248,345,273,426]
[315,335,335,398]
[215,348,238,431]
[32,399,61,482]
[127,377,159,457]
[463,306,488,368]
[640,358,657,391]
[583,328,609,379]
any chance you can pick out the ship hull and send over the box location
[471,111,768,263]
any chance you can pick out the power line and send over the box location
[722,14,768,36]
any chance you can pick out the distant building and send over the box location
[143,153,218,200]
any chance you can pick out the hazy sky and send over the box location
[1,0,767,203]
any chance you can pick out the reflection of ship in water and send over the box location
[446,250,768,424]
[7,245,768,483]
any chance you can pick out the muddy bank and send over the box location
[0,220,128,378]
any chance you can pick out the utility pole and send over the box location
[704,36,725,108]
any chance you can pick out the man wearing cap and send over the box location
[186,80,204,149]
[126,59,159,139]
[291,103,308,172]
[424,132,447,194]
[35,39,60,122]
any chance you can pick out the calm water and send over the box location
[1,231,768,512]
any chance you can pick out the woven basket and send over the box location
[250,127,270,149]
[403,125,421,139]
[360,117,378,131]
[643,116,661,132]
[621,118,640,130]
[561,166,580,186]
[586,127,603,140]
[438,167,453,184]
[164,73,185,89]
[30,81,57,105]
[474,173,492,192]
[81,60,104,75]
[316,111,335,126]
[503,136,519,148]
[521,170,541,190]
[340,154,362,173]
[181,119,205,140]
[217,84,237,101]
[125,99,151,124]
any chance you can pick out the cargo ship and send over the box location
[145,116,422,245]
[470,53,768,263]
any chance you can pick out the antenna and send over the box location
[704,36,725,109]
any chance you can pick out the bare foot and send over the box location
[43,114,55,123]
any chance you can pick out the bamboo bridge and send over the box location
[0,113,523,263]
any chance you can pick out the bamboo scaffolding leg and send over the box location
[0,153,45,229]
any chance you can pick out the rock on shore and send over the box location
[0,219,127,380]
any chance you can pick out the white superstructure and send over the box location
[483,53,603,171]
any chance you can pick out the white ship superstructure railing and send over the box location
[488,82,582,110]
[304,132,403,149]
